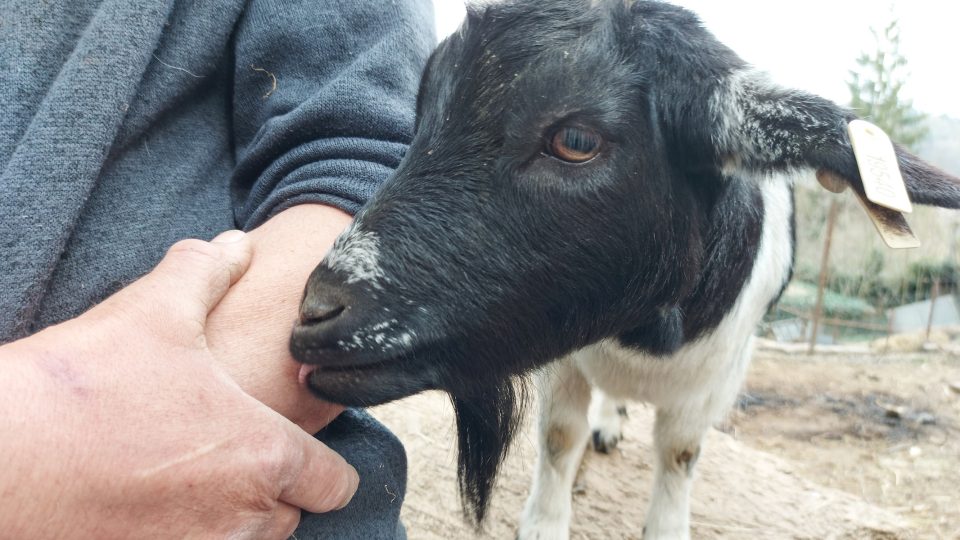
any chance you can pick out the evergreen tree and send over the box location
[847,20,928,149]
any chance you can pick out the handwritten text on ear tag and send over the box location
[848,120,913,214]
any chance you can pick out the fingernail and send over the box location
[212,230,246,244]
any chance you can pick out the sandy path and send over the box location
[371,391,911,539]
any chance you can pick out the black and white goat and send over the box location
[290,1,960,538]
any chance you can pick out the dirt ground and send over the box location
[370,350,960,539]
[731,351,960,539]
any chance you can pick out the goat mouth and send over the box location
[298,356,395,384]
[297,353,436,407]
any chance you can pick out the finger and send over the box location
[258,502,302,540]
[276,422,360,513]
[136,232,253,321]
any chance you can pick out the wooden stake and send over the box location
[809,200,840,354]
[925,277,940,342]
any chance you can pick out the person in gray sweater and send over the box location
[0,0,435,538]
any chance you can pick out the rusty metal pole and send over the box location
[809,200,840,354]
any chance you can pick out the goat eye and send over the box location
[548,127,602,163]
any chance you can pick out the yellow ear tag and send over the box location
[848,119,914,213]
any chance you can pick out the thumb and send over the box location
[117,231,253,323]
[277,421,360,514]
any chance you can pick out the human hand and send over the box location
[205,204,354,433]
[0,232,358,539]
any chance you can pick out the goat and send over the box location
[290,1,960,538]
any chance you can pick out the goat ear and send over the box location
[708,70,960,208]
[893,146,960,208]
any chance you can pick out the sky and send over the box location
[432,1,960,118]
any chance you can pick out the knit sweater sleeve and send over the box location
[230,0,435,229]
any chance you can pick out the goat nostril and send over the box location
[300,302,346,326]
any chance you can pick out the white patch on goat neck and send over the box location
[325,224,385,287]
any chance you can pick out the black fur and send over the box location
[290,0,960,526]
[451,381,523,524]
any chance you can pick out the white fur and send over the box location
[325,223,386,287]
[519,172,798,540]
[588,390,626,451]
[519,357,591,540]
[335,318,417,353]
[712,69,833,167]
[713,69,784,163]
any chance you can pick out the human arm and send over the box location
[201,0,435,431]
[0,233,357,539]
[205,203,352,433]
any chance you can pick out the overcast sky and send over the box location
[433,1,960,118]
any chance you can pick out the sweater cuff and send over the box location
[234,136,406,229]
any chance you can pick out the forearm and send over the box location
[205,203,352,433]
[246,204,352,286]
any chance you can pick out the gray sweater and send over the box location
[0,0,435,537]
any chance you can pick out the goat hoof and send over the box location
[591,428,621,453]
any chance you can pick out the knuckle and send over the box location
[245,489,281,514]
[167,238,233,287]
[168,238,218,260]
[217,429,291,505]
[227,464,282,514]
[250,431,296,484]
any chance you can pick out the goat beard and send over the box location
[449,377,526,528]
